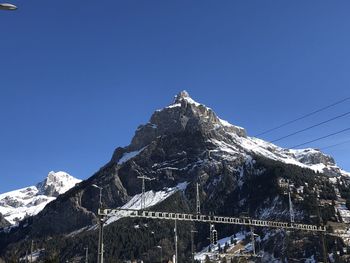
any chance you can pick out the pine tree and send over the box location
[205,255,211,263]
[224,242,229,253]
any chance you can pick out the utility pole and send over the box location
[191,229,198,263]
[30,240,33,263]
[137,175,154,210]
[288,180,295,224]
[250,226,256,256]
[315,186,328,263]
[174,219,178,263]
[92,184,104,263]
[98,206,104,263]
[321,231,328,262]
[84,247,89,263]
[196,182,201,215]
[97,211,105,263]
[156,245,163,263]
[210,224,218,246]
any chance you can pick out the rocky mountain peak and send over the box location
[126,91,246,151]
[292,148,335,166]
[172,90,202,106]
[0,171,81,225]
[174,90,191,103]
[36,171,81,197]
[112,91,346,180]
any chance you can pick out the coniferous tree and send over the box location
[205,255,211,263]
[224,242,229,253]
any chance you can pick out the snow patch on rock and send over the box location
[104,182,188,225]
[117,147,146,165]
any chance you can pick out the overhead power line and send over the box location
[271,111,350,143]
[290,127,350,149]
[320,139,350,150]
[255,96,350,137]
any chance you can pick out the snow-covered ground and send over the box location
[37,171,81,195]
[118,147,147,165]
[19,249,44,262]
[231,135,343,176]
[336,204,350,223]
[0,171,80,225]
[104,182,188,225]
[194,231,247,262]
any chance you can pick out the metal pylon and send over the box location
[137,175,154,210]
[196,182,201,214]
[288,180,295,223]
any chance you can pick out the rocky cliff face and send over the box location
[0,214,9,228]
[1,91,350,262]
[127,91,246,152]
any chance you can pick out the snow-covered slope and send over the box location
[0,171,81,225]
[118,91,349,185]
[36,171,81,196]
[105,182,188,225]
[161,91,349,179]
[219,134,347,177]
[194,231,247,262]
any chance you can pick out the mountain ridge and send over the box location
[0,171,81,225]
[114,90,348,180]
[1,91,350,262]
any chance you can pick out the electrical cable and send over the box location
[270,111,350,143]
[255,97,350,137]
[290,127,350,149]
[320,139,350,150]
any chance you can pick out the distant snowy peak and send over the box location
[0,171,81,225]
[289,148,335,166]
[36,171,81,197]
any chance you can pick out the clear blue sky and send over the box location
[1,1,349,193]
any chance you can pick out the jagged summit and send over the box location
[126,91,247,151]
[174,90,189,101]
[173,90,200,105]
[112,91,348,179]
[0,171,81,225]
[36,171,81,197]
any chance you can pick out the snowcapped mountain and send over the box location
[0,171,81,225]
[1,91,350,262]
[119,90,348,180]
